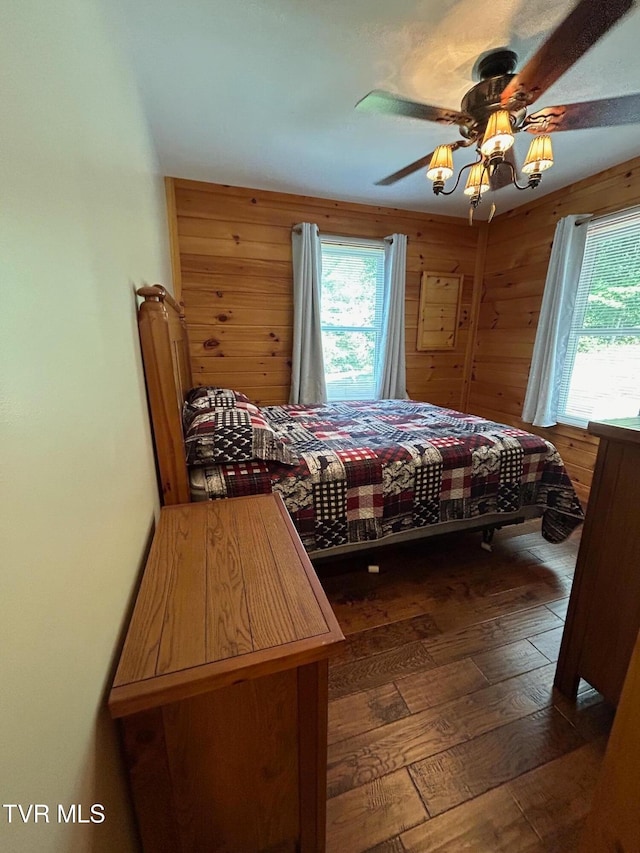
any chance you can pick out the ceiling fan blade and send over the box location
[356,90,469,126]
[524,92,640,133]
[501,0,634,107]
[489,147,517,191]
[375,151,437,186]
[375,140,466,186]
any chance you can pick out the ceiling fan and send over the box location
[356,0,640,218]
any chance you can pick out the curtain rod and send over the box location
[291,226,399,244]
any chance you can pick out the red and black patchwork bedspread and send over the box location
[189,400,584,552]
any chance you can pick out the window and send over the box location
[557,208,640,427]
[320,237,385,401]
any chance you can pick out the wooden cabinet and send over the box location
[555,417,640,706]
[109,494,344,853]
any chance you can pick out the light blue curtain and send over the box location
[289,223,327,404]
[375,233,407,399]
[522,214,591,427]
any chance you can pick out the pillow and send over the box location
[183,386,259,429]
[186,386,252,407]
[184,407,298,466]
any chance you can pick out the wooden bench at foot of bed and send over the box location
[109,493,344,852]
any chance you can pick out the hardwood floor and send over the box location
[318,521,614,853]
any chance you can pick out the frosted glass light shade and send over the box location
[464,162,490,196]
[480,110,515,157]
[522,134,554,173]
[426,145,454,182]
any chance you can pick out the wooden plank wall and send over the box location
[170,178,484,407]
[468,156,640,504]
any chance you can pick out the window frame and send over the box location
[556,206,640,429]
[319,234,387,402]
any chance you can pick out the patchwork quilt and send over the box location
[190,400,584,552]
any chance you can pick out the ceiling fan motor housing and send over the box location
[459,49,526,138]
[461,75,514,122]
[461,85,526,139]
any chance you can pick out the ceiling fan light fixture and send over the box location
[522,134,554,174]
[480,110,515,158]
[463,162,490,197]
[361,0,640,220]
[426,145,454,183]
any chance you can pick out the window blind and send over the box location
[320,239,385,401]
[557,207,640,426]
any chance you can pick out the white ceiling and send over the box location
[110,0,640,219]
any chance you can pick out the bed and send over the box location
[137,285,584,559]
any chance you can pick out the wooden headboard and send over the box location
[137,285,192,505]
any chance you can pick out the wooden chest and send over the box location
[109,494,344,852]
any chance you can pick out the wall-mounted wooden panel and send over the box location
[169,178,483,407]
[417,272,463,350]
[468,156,640,504]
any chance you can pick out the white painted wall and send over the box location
[0,2,169,850]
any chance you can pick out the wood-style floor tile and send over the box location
[418,550,549,601]
[483,579,567,616]
[396,658,488,714]
[330,597,427,636]
[408,706,585,816]
[508,739,606,842]
[328,641,435,700]
[363,837,404,853]
[533,824,583,853]
[529,626,565,662]
[527,538,579,564]
[553,687,615,742]
[530,549,577,574]
[430,580,569,634]
[327,665,556,797]
[472,639,549,684]
[335,613,440,664]
[325,769,427,853]
[546,597,570,620]
[328,683,410,746]
[320,519,601,849]
[400,786,541,853]
[423,607,563,665]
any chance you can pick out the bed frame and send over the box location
[137,285,192,505]
[136,284,541,556]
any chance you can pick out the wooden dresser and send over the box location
[109,494,344,853]
[555,417,640,706]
